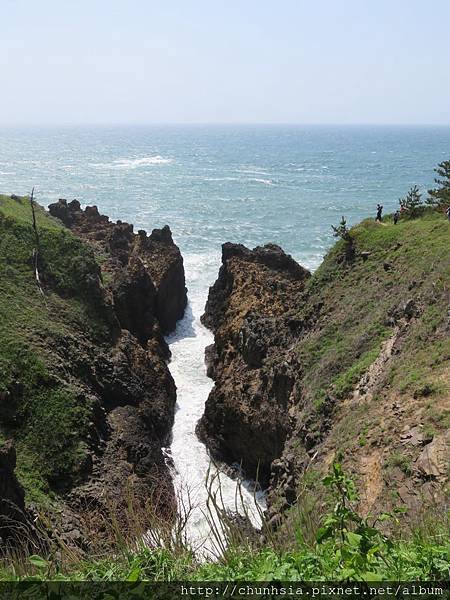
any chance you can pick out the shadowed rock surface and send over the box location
[45,199,188,528]
[0,441,26,538]
[49,199,187,336]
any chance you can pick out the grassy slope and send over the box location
[0,195,110,505]
[286,212,450,509]
[299,211,449,407]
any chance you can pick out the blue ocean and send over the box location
[1,125,449,271]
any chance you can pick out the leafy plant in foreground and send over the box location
[316,463,403,580]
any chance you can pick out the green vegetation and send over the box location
[1,191,449,583]
[387,452,413,477]
[297,209,449,419]
[399,185,422,216]
[0,195,110,504]
[331,215,352,242]
[0,464,448,582]
[427,159,450,207]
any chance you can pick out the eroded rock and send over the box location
[197,242,310,485]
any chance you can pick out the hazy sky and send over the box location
[2,0,450,125]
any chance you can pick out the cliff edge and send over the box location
[199,212,450,525]
[0,194,187,545]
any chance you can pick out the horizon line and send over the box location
[1,121,450,128]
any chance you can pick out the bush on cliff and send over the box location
[427,159,450,207]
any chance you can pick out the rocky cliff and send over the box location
[48,199,187,336]
[197,242,310,485]
[0,195,187,545]
[199,213,450,525]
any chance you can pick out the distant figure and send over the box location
[376,204,383,222]
[447,206,450,222]
[393,210,400,225]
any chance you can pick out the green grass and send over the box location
[0,463,448,582]
[0,195,111,504]
[387,451,413,476]
[295,210,450,422]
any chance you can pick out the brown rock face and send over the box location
[197,242,310,485]
[0,441,26,537]
[48,199,187,336]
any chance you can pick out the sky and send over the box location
[1,0,450,125]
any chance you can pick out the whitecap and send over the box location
[237,168,269,176]
[92,156,173,170]
[252,178,274,186]
[203,177,240,182]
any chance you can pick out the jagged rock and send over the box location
[197,242,310,485]
[400,425,431,447]
[414,434,449,480]
[197,217,450,533]
[48,199,187,334]
[42,199,187,535]
[112,256,158,344]
[403,299,416,319]
[204,344,218,378]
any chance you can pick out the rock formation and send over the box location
[0,195,188,545]
[49,199,187,335]
[197,242,310,485]
[44,199,188,527]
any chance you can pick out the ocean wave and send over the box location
[203,176,240,182]
[252,178,274,186]
[237,168,269,175]
[92,156,173,170]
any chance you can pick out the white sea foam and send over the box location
[203,176,240,182]
[92,156,173,170]
[237,168,269,176]
[252,178,274,185]
[166,252,265,557]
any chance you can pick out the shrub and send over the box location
[427,159,450,208]
[399,185,423,217]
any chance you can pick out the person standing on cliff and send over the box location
[376,204,383,222]
[393,210,400,225]
[447,206,450,221]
